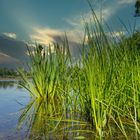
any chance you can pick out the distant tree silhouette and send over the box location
[121,31,140,53]
[135,0,140,17]
[0,68,17,77]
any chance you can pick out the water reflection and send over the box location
[0,80,23,89]
[0,81,30,140]
[0,80,16,89]
[18,97,93,139]
[0,80,138,139]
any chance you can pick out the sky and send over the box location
[0,0,139,46]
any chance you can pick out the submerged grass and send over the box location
[18,3,140,140]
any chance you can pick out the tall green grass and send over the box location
[18,4,140,139]
[74,4,140,138]
[19,37,71,100]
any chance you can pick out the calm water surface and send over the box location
[0,80,95,140]
[0,80,30,140]
[0,80,132,140]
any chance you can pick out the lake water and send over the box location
[0,80,94,140]
[0,80,30,140]
[0,80,135,140]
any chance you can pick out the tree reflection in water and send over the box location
[0,80,25,89]
[0,80,15,89]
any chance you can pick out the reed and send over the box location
[18,37,71,100]
[18,3,140,139]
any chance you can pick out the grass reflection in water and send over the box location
[17,96,94,140]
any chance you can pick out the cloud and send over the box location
[118,0,134,4]
[30,27,62,46]
[30,27,84,57]
[65,4,118,32]
[30,3,124,48]
[3,32,17,39]
[65,0,135,30]
[30,27,84,46]
[63,5,117,46]
[112,31,125,37]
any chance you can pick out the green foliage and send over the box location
[18,38,71,99]
[18,3,140,140]
[135,0,140,17]
[123,31,140,52]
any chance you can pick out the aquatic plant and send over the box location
[18,37,71,100]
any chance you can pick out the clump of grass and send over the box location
[19,37,71,100]
[68,2,140,139]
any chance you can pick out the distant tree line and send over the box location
[0,68,18,77]
[135,0,140,17]
[0,67,30,78]
[0,81,15,88]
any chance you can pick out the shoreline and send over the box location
[0,77,22,81]
[0,76,31,81]
[0,76,22,80]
